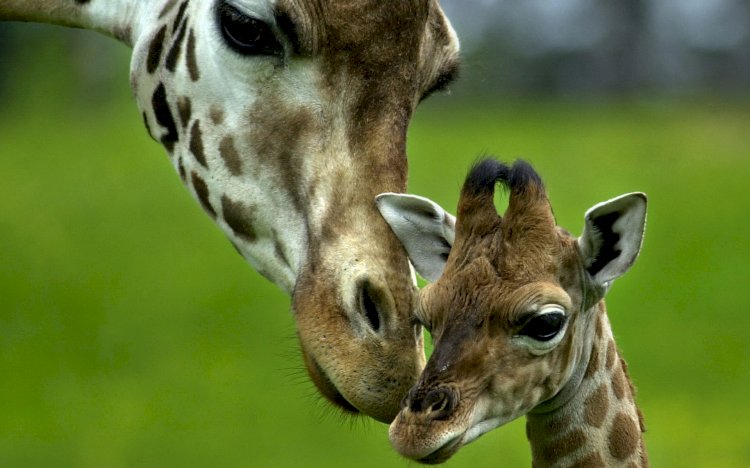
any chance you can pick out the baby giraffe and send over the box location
[376,159,648,466]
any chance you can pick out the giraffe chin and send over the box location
[389,396,511,463]
[388,413,468,464]
[301,350,360,416]
[412,417,504,464]
[297,332,421,424]
[415,435,463,465]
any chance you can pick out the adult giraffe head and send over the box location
[1,0,460,422]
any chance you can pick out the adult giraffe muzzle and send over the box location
[1,0,460,422]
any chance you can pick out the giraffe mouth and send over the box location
[390,399,507,462]
[417,435,462,464]
[307,354,360,415]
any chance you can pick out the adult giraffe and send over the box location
[0,0,461,423]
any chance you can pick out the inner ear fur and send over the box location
[578,192,647,286]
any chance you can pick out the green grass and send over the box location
[1,35,749,466]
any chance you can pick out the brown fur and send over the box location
[390,161,648,465]
[606,340,617,369]
[177,96,192,129]
[584,384,609,428]
[186,29,199,81]
[221,196,257,242]
[218,136,243,176]
[612,364,628,400]
[146,25,168,74]
[609,412,640,460]
[575,451,607,468]
[189,121,207,168]
[191,172,215,218]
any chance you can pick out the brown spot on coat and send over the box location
[527,414,571,443]
[606,340,616,370]
[186,29,200,81]
[584,384,609,428]
[210,106,225,125]
[619,356,638,403]
[612,367,627,400]
[166,19,188,72]
[178,158,186,182]
[189,121,208,168]
[540,429,587,463]
[177,96,192,129]
[158,0,178,18]
[191,172,215,218]
[221,196,257,242]
[609,412,640,460]
[219,136,243,175]
[574,451,606,468]
[172,1,188,32]
[584,341,600,380]
[151,83,178,152]
[146,25,167,74]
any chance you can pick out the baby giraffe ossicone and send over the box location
[376,159,648,466]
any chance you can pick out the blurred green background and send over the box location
[2,14,750,468]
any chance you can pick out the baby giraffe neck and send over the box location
[526,307,648,467]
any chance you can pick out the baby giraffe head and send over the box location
[376,159,646,463]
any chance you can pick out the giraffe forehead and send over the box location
[428,278,572,336]
[291,0,431,47]
[497,226,584,282]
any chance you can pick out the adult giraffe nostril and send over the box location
[358,281,382,333]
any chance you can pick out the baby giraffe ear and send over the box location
[375,193,456,282]
[578,192,647,287]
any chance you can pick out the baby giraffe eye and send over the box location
[218,3,283,57]
[517,308,567,342]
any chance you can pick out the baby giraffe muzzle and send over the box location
[378,159,649,466]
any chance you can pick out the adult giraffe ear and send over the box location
[375,193,456,282]
[578,192,647,287]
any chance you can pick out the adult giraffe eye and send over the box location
[218,3,282,57]
[518,309,567,342]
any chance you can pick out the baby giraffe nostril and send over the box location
[409,387,456,420]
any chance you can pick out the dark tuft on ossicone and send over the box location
[463,158,543,197]
[463,158,510,197]
[507,159,545,197]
